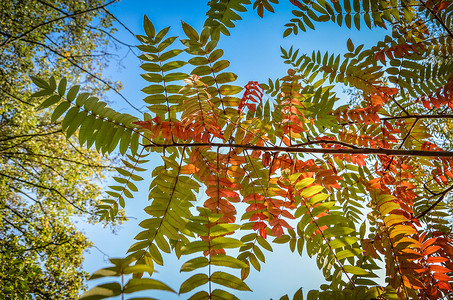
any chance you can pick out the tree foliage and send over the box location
[33,0,453,299]
[0,0,130,298]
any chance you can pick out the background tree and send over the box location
[0,0,135,298]
[33,0,453,299]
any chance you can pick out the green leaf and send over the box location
[189,291,210,300]
[256,236,272,252]
[143,15,155,37]
[181,21,199,41]
[120,129,132,155]
[212,60,230,73]
[124,278,176,293]
[346,38,354,52]
[189,57,209,66]
[211,237,244,249]
[300,185,324,198]
[215,72,237,84]
[160,49,183,62]
[342,265,370,276]
[181,241,209,255]
[66,85,80,102]
[142,85,165,94]
[219,85,242,95]
[180,257,209,272]
[179,273,209,294]
[211,289,240,300]
[322,226,354,239]
[89,267,118,280]
[30,76,49,89]
[210,223,240,237]
[58,78,67,96]
[211,255,248,269]
[210,271,251,291]
[38,95,61,109]
[123,264,154,275]
[208,49,224,63]
[295,178,315,189]
[293,288,303,300]
[50,101,70,122]
[164,72,188,82]
[66,111,87,138]
[162,61,187,72]
[79,282,121,300]
[61,107,80,131]
[336,248,363,260]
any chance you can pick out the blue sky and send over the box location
[79,1,388,298]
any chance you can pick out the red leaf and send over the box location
[430,265,451,273]
[421,238,438,250]
[271,224,284,237]
[423,245,442,256]
[281,210,295,219]
[262,152,271,167]
[243,193,265,202]
[427,257,449,264]
[433,272,452,282]
[437,281,452,291]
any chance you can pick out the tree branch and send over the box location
[0,0,117,47]
[416,183,453,219]
[0,130,62,143]
[0,172,90,214]
[21,38,143,113]
[419,0,453,40]
[143,142,453,158]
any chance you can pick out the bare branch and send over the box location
[416,184,453,219]
[0,0,117,47]
[144,142,453,158]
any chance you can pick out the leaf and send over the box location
[79,282,122,300]
[180,257,209,272]
[211,255,249,269]
[66,85,80,102]
[179,273,209,294]
[219,85,242,95]
[89,267,118,280]
[212,60,230,73]
[181,21,199,41]
[38,95,61,109]
[211,237,244,249]
[210,271,251,291]
[347,38,354,52]
[124,278,176,293]
[300,185,324,197]
[295,178,315,189]
[216,72,237,83]
[58,77,67,95]
[342,265,370,276]
[30,76,49,89]
[211,289,240,300]
[143,15,155,37]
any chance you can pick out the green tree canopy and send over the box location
[0,0,131,298]
[32,0,453,299]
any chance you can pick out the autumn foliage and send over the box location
[32,0,453,299]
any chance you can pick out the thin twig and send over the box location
[0,0,117,47]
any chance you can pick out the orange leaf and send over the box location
[422,238,438,250]
[433,272,452,282]
[403,275,425,290]
[180,164,197,174]
[423,245,442,256]
[437,281,452,291]
[427,257,449,263]
[281,210,295,219]
[430,265,451,273]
